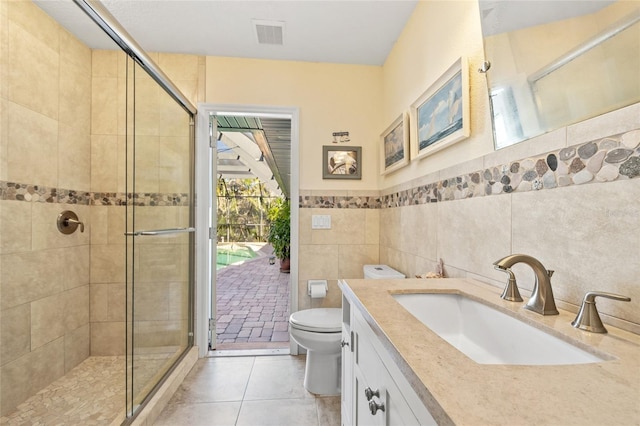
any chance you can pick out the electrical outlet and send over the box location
[311,215,331,229]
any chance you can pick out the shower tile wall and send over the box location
[1,0,205,415]
[0,0,91,416]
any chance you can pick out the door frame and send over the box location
[195,103,300,357]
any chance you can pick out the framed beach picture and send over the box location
[410,57,470,160]
[322,146,362,179]
[380,112,410,175]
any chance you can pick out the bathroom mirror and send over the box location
[478,0,640,149]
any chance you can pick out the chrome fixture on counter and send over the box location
[57,210,84,234]
[572,291,631,333]
[493,254,558,315]
[494,266,523,302]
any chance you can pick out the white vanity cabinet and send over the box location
[341,292,436,426]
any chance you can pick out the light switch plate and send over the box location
[311,214,331,229]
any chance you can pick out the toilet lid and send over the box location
[289,308,342,333]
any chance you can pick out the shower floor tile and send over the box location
[0,356,125,426]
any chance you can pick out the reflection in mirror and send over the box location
[479,1,640,149]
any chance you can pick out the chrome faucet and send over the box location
[493,254,559,315]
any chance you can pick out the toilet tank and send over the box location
[363,264,405,280]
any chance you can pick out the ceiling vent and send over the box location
[252,20,285,45]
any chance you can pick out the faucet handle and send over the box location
[571,291,631,333]
[494,266,523,302]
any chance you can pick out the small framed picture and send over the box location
[322,146,362,179]
[380,112,410,175]
[410,57,470,160]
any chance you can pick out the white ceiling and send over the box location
[35,0,419,66]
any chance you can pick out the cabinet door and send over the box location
[342,324,354,426]
[353,312,420,426]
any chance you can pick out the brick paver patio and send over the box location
[215,244,290,349]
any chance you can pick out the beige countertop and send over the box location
[340,278,640,426]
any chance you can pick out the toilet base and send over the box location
[303,350,341,396]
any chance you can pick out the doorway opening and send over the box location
[199,106,299,356]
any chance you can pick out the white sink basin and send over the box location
[392,293,605,365]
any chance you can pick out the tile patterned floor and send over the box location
[0,356,124,426]
[216,244,291,348]
[154,355,341,426]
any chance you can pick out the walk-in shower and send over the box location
[0,0,196,423]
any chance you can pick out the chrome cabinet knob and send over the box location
[341,340,349,348]
[364,387,379,401]
[369,399,385,415]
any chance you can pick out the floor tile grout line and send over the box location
[234,356,256,425]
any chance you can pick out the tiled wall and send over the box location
[0,0,204,414]
[300,103,640,333]
[89,50,203,355]
[0,1,92,415]
[298,198,380,310]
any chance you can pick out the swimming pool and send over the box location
[216,246,258,270]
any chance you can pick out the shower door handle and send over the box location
[125,227,196,236]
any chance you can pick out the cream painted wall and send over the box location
[205,56,382,190]
[380,0,492,188]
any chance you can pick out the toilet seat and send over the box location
[289,308,341,333]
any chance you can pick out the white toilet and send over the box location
[290,265,404,396]
[289,307,342,395]
[364,264,406,280]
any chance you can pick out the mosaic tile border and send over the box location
[0,182,189,207]
[300,129,640,209]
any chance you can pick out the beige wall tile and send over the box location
[31,292,65,349]
[437,195,512,281]
[379,207,401,250]
[90,283,109,322]
[63,245,90,290]
[107,206,126,245]
[90,206,108,245]
[1,99,8,180]
[1,249,63,310]
[364,209,380,245]
[91,77,118,136]
[64,323,90,373]
[91,321,125,356]
[159,136,190,193]
[58,124,90,191]
[0,337,64,417]
[0,302,30,366]
[59,28,90,73]
[512,179,640,324]
[298,244,339,282]
[90,244,125,283]
[7,1,59,51]
[92,50,119,78]
[64,285,89,332]
[0,4,8,101]
[59,59,91,133]
[108,282,126,322]
[401,203,437,260]
[168,281,189,321]
[91,134,118,192]
[137,244,186,282]
[0,200,31,254]
[133,135,160,193]
[134,282,170,321]
[8,21,59,120]
[7,101,58,187]
[310,209,366,245]
[337,245,379,279]
[133,320,183,348]
[31,203,90,251]
[309,279,342,309]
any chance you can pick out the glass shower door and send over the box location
[125,61,194,416]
